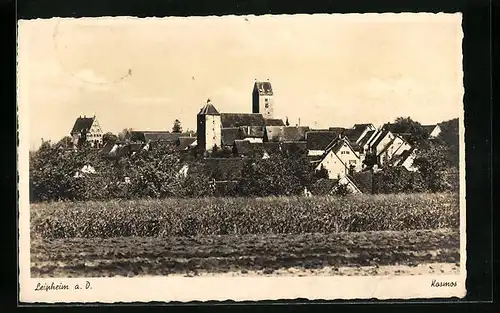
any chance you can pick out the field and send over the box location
[30,193,460,277]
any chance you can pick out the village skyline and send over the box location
[18,14,463,150]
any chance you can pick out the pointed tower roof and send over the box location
[254,80,273,96]
[198,99,220,115]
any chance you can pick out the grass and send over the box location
[31,192,459,239]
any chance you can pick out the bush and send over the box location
[31,192,460,239]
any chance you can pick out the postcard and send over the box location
[18,13,466,303]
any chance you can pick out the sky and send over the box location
[17,13,463,150]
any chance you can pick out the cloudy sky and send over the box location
[18,13,463,150]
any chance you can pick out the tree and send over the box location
[237,151,315,197]
[413,143,452,192]
[102,132,118,145]
[172,119,183,133]
[388,117,429,148]
[436,118,459,168]
[315,164,329,179]
[118,128,132,141]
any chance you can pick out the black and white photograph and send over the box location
[18,13,466,302]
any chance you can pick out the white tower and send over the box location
[197,99,222,152]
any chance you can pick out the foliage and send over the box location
[31,192,460,239]
[238,151,315,197]
[172,119,183,133]
[118,128,133,141]
[102,132,118,145]
[436,118,460,168]
[388,117,429,148]
[315,164,329,179]
[413,143,453,192]
[373,167,427,194]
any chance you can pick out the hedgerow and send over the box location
[31,192,459,239]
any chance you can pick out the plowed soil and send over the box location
[31,229,460,277]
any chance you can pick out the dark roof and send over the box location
[343,128,366,143]
[254,81,273,96]
[221,128,242,146]
[203,158,247,181]
[326,137,357,156]
[198,102,220,115]
[392,147,415,166]
[130,131,193,142]
[71,116,95,134]
[265,126,310,142]
[306,131,340,150]
[329,127,346,133]
[370,129,391,150]
[239,126,265,138]
[233,140,264,156]
[282,141,307,154]
[176,137,196,150]
[264,118,285,126]
[221,113,266,128]
[353,123,375,129]
[358,130,376,147]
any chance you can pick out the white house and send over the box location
[377,135,413,166]
[315,137,361,179]
[70,115,103,147]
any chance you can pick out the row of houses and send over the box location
[68,80,442,195]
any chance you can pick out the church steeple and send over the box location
[252,79,274,119]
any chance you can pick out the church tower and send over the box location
[252,79,274,119]
[197,99,222,152]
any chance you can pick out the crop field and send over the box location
[30,193,460,277]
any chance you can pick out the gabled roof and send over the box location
[358,130,376,147]
[71,116,95,134]
[392,147,416,167]
[265,126,310,142]
[325,137,359,157]
[198,102,220,115]
[264,118,285,126]
[221,113,266,128]
[370,129,391,150]
[221,128,242,146]
[254,81,273,96]
[306,131,341,151]
[342,127,366,143]
[353,123,375,129]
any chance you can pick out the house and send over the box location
[306,130,342,156]
[70,115,103,147]
[391,147,418,171]
[342,123,377,145]
[422,124,442,138]
[100,140,144,159]
[315,137,361,179]
[377,134,412,166]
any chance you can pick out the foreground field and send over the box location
[31,193,459,238]
[31,229,459,277]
